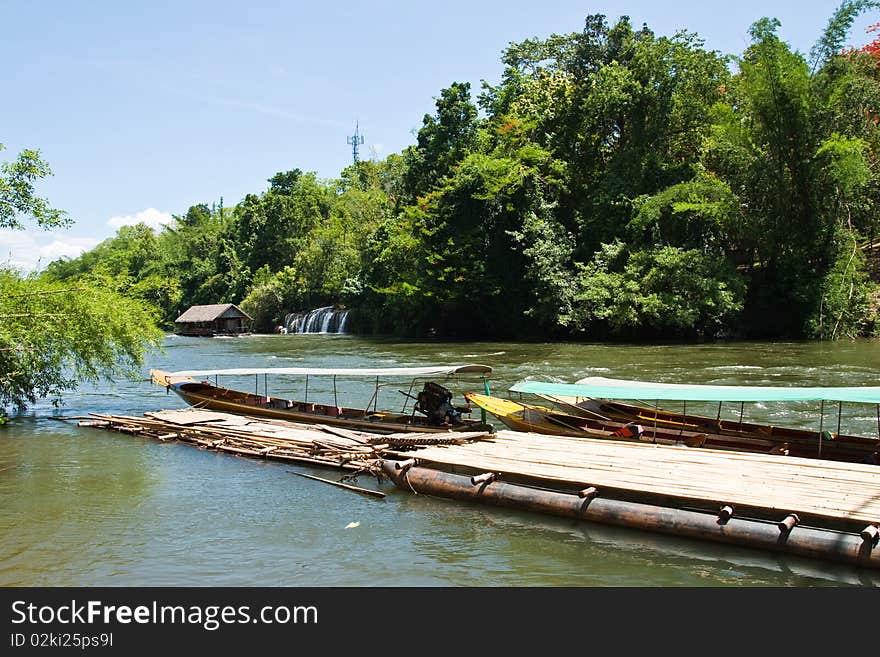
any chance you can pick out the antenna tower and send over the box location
[346,121,365,164]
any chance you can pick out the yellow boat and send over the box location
[463,392,850,454]
[464,393,581,435]
[464,393,711,447]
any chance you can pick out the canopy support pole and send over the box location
[333,375,338,409]
[305,375,309,403]
[819,400,825,459]
[738,402,744,432]
[364,385,380,418]
[405,380,416,415]
[403,380,415,414]
[716,402,722,422]
[680,401,686,437]
[374,377,379,412]
[255,374,258,397]
[482,378,490,424]
[837,401,842,436]
[654,399,660,443]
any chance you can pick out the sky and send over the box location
[1,0,878,271]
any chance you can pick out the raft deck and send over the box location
[393,429,880,531]
[74,408,490,473]
[71,408,880,568]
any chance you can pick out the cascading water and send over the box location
[284,306,350,334]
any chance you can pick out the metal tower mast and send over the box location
[346,122,364,164]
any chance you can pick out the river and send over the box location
[2,334,879,586]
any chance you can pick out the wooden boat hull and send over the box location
[537,394,880,463]
[465,393,880,461]
[151,370,492,434]
[465,393,715,447]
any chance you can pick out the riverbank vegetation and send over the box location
[0,145,163,418]
[42,2,880,340]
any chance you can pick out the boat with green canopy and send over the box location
[151,364,494,434]
[507,377,880,463]
[513,377,880,404]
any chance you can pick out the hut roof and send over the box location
[175,304,253,323]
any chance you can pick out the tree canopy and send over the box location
[43,2,880,342]
[1,144,163,420]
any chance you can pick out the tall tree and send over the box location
[700,4,880,337]
[402,82,480,201]
[0,143,67,230]
[0,144,162,419]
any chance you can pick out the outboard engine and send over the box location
[414,382,470,426]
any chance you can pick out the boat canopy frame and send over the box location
[511,376,880,450]
[170,365,492,379]
[511,377,880,404]
[165,364,492,417]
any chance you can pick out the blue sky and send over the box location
[1,1,877,270]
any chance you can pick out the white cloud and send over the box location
[107,207,173,229]
[0,229,100,272]
[0,207,173,272]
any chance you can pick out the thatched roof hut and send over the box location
[174,304,252,336]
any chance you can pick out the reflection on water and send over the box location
[2,335,879,586]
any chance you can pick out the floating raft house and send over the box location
[174,303,252,337]
[72,408,880,570]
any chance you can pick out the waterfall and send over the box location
[284,306,350,334]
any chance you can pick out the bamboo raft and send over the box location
[381,429,880,569]
[70,408,491,475]
[70,408,880,569]
[386,430,880,525]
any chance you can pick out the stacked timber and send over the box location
[72,408,492,474]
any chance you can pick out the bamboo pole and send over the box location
[391,430,880,525]
[289,471,386,498]
[77,409,880,529]
[381,463,880,570]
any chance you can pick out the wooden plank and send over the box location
[86,408,880,527]
[394,429,880,525]
[145,409,234,425]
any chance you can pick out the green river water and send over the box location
[2,334,879,586]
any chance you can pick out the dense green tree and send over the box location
[177,202,212,227]
[0,144,163,419]
[232,172,331,274]
[402,82,481,201]
[482,16,730,253]
[0,270,163,414]
[566,241,745,338]
[699,4,879,336]
[38,2,880,343]
[267,168,303,195]
[0,143,68,230]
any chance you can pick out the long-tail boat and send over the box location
[504,377,880,464]
[465,393,793,453]
[150,365,494,434]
